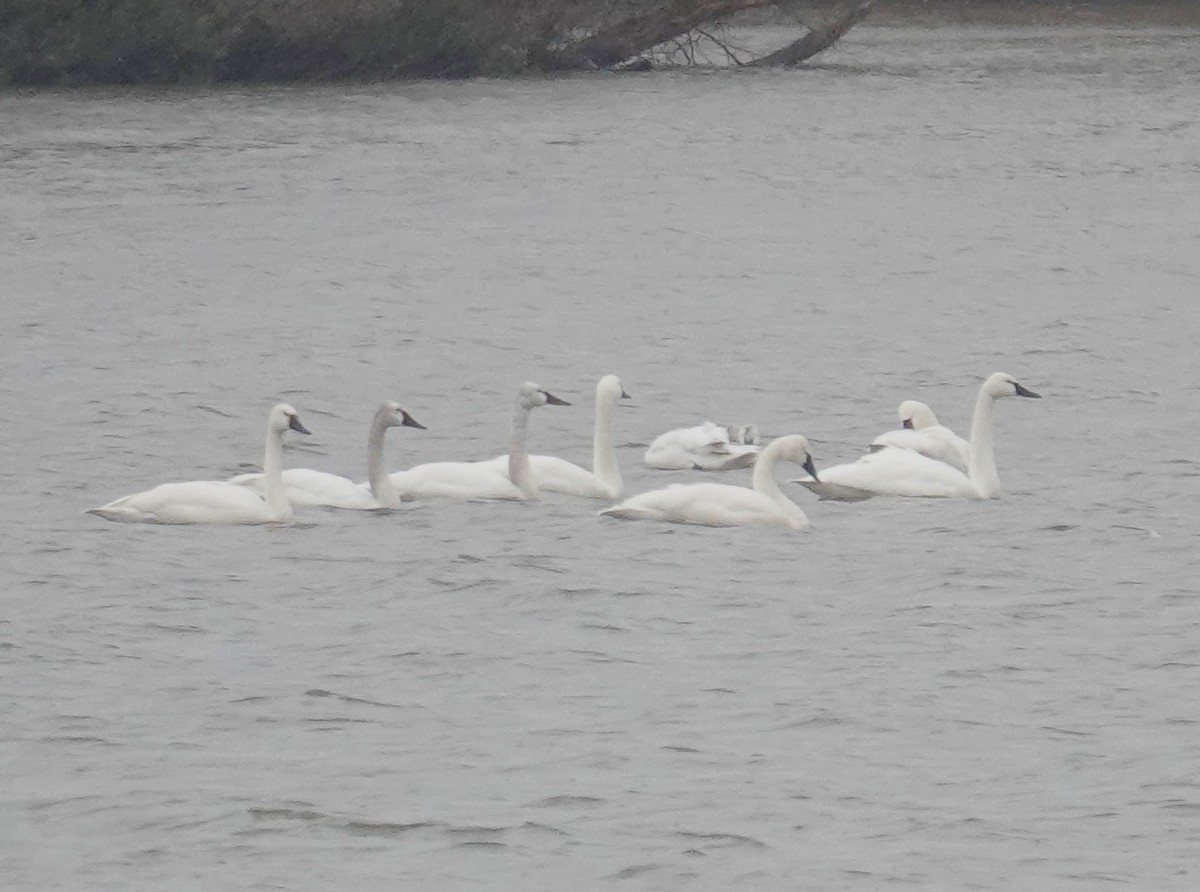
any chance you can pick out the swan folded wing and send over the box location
[231,468,379,508]
[870,427,969,473]
[605,482,799,528]
[389,461,525,500]
[800,447,977,500]
[481,453,617,498]
[89,480,280,524]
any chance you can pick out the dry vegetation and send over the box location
[1,1,1192,87]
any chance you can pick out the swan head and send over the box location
[983,372,1042,400]
[597,374,631,402]
[269,403,311,435]
[377,401,427,430]
[774,434,819,481]
[518,381,571,409]
[898,400,938,430]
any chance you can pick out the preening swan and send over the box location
[88,403,312,524]
[229,402,425,510]
[389,382,569,500]
[795,373,1040,501]
[602,434,817,530]
[870,400,970,473]
[484,374,630,499]
[644,421,762,471]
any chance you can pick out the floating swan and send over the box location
[229,401,425,510]
[644,421,762,471]
[389,382,569,500]
[88,403,312,524]
[483,374,630,499]
[870,399,970,473]
[602,434,817,530]
[795,373,1040,501]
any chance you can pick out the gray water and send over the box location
[3,25,1199,890]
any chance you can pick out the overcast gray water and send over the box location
[3,25,1199,890]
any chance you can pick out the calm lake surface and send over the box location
[3,24,1199,890]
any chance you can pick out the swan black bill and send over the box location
[620,389,632,400]
[289,415,312,435]
[803,454,819,482]
[402,411,427,430]
[543,391,571,406]
[902,419,914,429]
[1014,382,1041,399]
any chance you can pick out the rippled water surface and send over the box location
[3,25,1200,890]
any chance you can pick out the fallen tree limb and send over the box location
[747,0,875,67]
[538,0,873,72]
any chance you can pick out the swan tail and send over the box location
[87,505,154,523]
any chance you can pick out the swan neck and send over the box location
[751,439,809,526]
[967,386,1001,497]
[508,400,538,499]
[751,440,788,503]
[262,423,291,519]
[591,388,621,491]
[366,416,401,509]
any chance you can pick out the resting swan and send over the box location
[389,382,569,500]
[483,374,630,499]
[88,403,311,524]
[602,434,817,530]
[795,373,1040,501]
[644,421,762,471]
[870,400,970,473]
[229,401,425,509]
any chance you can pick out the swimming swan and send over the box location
[794,373,1040,501]
[484,374,630,499]
[602,434,817,530]
[870,400,970,473]
[228,401,425,509]
[644,421,762,471]
[389,382,569,500]
[88,403,311,524]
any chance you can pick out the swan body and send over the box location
[389,382,569,500]
[644,421,762,471]
[795,373,1040,501]
[603,434,817,530]
[870,400,970,473]
[484,374,629,499]
[88,404,311,524]
[229,402,425,510]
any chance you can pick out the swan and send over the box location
[228,401,425,510]
[389,382,569,500]
[644,421,762,471]
[870,400,970,473]
[602,434,817,530]
[794,373,1040,501]
[88,403,312,524]
[482,374,630,499]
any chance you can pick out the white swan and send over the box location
[228,401,425,510]
[602,434,817,530]
[644,421,762,471]
[483,374,629,499]
[870,399,970,473]
[88,403,311,524]
[795,373,1040,501]
[389,382,569,500]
